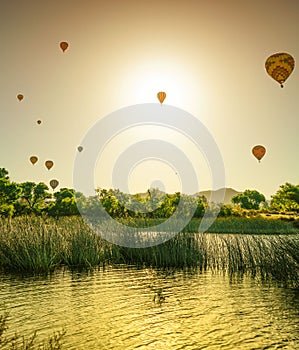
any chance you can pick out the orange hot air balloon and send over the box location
[77,146,83,152]
[157,91,166,104]
[30,156,38,165]
[60,41,69,52]
[45,160,54,170]
[252,145,266,162]
[17,94,23,101]
[49,179,59,190]
[37,120,42,125]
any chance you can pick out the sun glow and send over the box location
[121,58,201,107]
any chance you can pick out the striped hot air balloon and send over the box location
[157,91,166,104]
[265,53,295,88]
[49,179,59,190]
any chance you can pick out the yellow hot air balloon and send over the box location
[49,179,59,190]
[157,91,166,104]
[45,160,54,170]
[30,156,38,165]
[252,145,266,162]
[60,41,69,52]
[77,146,83,152]
[17,94,23,101]
[265,53,295,88]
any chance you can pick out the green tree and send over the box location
[18,182,52,215]
[76,194,105,217]
[48,188,80,216]
[0,168,9,179]
[232,189,266,210]
[270,183,299,212]
[0,203,15,218]
[0,168,21,217]
[218,204,234,217]
[154,192,181,218]
[193,195,208,218]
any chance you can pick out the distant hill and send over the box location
[197,188,241,205]
[136,188,241,205]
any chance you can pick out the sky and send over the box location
[0,0,298,200]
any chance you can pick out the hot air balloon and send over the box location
[17,94,23,101]
[60,41,69,52]
[49,179,59,190]
[77,146,83,152]
[252,145,266,162]
[265,53,295,88]
[37,120,42,125]
[45,160,54,170]
[157,91,166,104]
[30,156,38,165]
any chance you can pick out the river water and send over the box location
[1,266,298,349]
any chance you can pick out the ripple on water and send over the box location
[0,267,299,349]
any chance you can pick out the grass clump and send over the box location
[0,312,65,350]
[0,216,121,273]
[0,216,62,273]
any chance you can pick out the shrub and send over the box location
[0,204,14,218]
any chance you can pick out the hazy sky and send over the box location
[1,0,298,199]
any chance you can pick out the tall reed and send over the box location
[0,216,119,272]
[0,216,298,287]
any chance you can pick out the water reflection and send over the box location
[1,267,298,349]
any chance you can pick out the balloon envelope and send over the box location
[252,145,266,162]
[30,156,38,165]
[17,94,23,101]
[60,41,69,52]
[77,146,83,152]
[265,53,295,87]
[50,179,59,190]
[37,120,42,125]
[45,160,54,170]
[157,91,166,104]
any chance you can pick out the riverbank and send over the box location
[123,216,299,235]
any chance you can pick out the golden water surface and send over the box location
[1,267,298,349]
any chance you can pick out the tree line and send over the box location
[0,167,298,218]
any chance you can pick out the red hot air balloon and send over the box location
[157,91,166,104]
[45,160,54,170]
[252,145,266,162]
[60,41,69,52]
